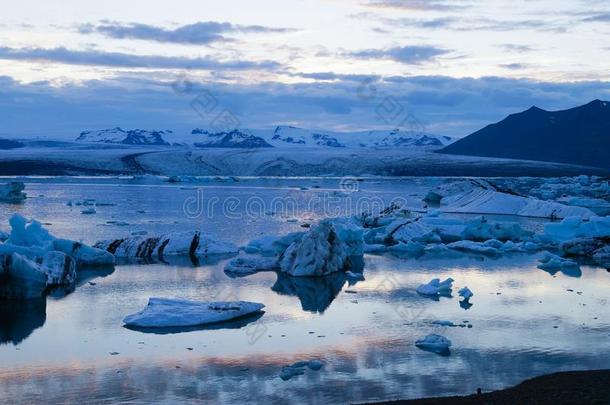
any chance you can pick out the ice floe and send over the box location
[0,182,26,203]
[95,231,239,260]
[416,277,454,297]
[224,256,279,278]
[1,214,114,299]
[427,180,594,219]
[123,298,265,328]
[542,216,610,242]
[537,252,580,274]
[415,334,452,356]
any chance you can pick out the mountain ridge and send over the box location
[441,100,610,169]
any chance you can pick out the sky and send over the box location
[1,0,610,139]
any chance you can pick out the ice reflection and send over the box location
[0,298,46,345]
[271,272,348,313]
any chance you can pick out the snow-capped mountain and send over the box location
[192,129,272,148]
[76,128,171,146]
[191,126,453,149]
[270,126,345,147]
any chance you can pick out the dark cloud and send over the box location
[78,21,295,45]
[499,63,529,70]
[349,45,449,64]
[2,73,609,139]
[581,13,610,22]
[499,44,534,53]
[0,46,282,71]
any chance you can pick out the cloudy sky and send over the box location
[1,0,610,139]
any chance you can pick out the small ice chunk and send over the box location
[458,286,473,301]
[415,334,452,355]
[388,241,425,256]
[0,182,27,203]
[416,277,454,297]
[537,252,580,273]
[224,256,279,278]
[432,320,455,327]
[123,298,265,328]
[447,240,500,255]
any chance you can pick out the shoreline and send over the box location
[367,369,610,405]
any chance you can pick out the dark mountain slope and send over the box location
[441,100,610,169]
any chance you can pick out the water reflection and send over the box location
[271,272,348,313]
[0,299,46,345]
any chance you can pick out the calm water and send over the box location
[1,177,608,404]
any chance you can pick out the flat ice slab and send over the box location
[123,298,265,328]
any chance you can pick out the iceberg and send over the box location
[277,219,364,277]
[543,216,610,243]
[416,277,454,297]
[458,286,473,301]
[415,334,452,356]
[0,182,26,203]
[538,252,580,273]
[95,231,238,260]
[123,298,265,328]
[427,180,594,219]
[447,240,500,256]
[224,256,279,278]
[0,214,114,300]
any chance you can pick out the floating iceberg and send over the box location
[427,180,594,219]
[416,277,454,297]
[543,216,610,243]
[224,256,279,278]
[123,298,265,328]
[538,252,580,273]
[1,214,113,299]
[0,182,26,203]
[277,218,364,277]
[95,231,238,260]
[447,240,500,256]
[458,286,473,301]
[415,334,452,356]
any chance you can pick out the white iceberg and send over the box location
[0,214,112,299]
[537,252,580,272]
[416,277,454,297]
[224,256,279,278]
[543,216,610,243]
[123,298,265,328]
[95,231,238,259]
[428,180,594,219]
[277,218,364,277]
[447,240,500,256]
[415,334,452,355]
[0,182,26,203]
